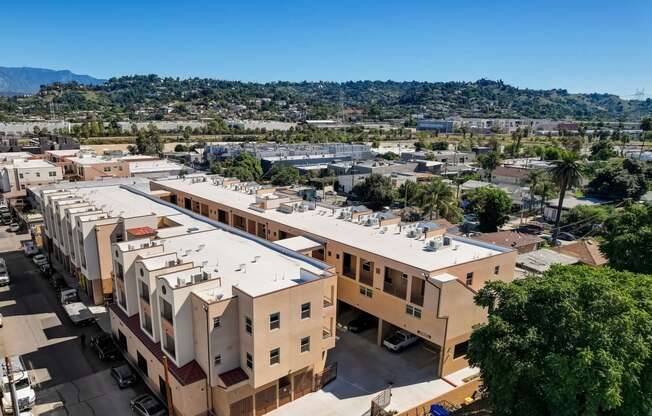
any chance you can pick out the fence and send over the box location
[314,362,338,390]
[369,385,392,416]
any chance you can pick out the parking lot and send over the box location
[0,227,148,415]
[269,303,453,416]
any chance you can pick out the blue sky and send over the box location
[2,0,650,96]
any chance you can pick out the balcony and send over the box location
[323,297,333,308]
[383,282,407,300]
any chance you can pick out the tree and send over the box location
[227,153,262,181]
[269,164,300,186]
[589,138,617,161]
[351,174,396,210]
[174,144,188,152]
[477,151,502,182]
[550,153,583,243]
[526,169,544,211]
[587,159,650,201]
[465,187,511,232]
[641,118,652,159]
[468,265,652,416]
[601,202,652,273]
[134,125,163,155]
[380,151,399,160]
[410,179,462,222]
[561,205,611,236]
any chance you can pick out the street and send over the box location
[0,228,147,415]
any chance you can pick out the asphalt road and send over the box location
[0,228,148,415]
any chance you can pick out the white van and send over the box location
[1,356,36,414]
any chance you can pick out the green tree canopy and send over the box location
[561,204,612,236]
[601,202,652,274]
[587,159,650,201]
[464,186,511,232]
[351,174,396,210]
[410,178,462,222]
[269,164,300,186]
[477,151,503,182]
[134,124,163,155]
[589,138,617,161]
[468,265,652,416]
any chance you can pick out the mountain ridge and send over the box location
[0,66,104,95]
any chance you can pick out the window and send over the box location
[161,298,173,322]
[245,316,252,334]
[494,265,500,275]
[103,167,111,172]
[49,171,56,177]
[405,304,422,319]
[214,355,222,365]
[36,172,41,177]
[361,261,371,272]
[359,286,372,298]
[213,317,221,328]
[453,341,469,359]
[466,272,474,286]
[269,312,280,330]
[246,353,253,369]
[269,348,280,365]
[300,302,311,320]
[19,173,23,179]
[300,336,310,353]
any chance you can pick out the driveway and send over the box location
[0,228,148,415]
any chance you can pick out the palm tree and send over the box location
[478,151,502,183]
[412,179,459,221]
[550,153,583,244]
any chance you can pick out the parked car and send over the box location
[60,288,79,304]
[8,223,20,233]
[49,276,67,289]
[383,330,419,352]
[557,232,576,241]
[23,242,38,256]
[518,223,545,235]
[347,313,376,333]
[0,259,9,286]
[130,394,167,416]
[32,254,48,267]
[111,364,137,388]
[90,334,118,360]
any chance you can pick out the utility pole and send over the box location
[4,356,20,415]
[162,355,175,416]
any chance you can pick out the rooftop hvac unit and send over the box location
[252,255,261,263]
[443,236,451,246]
[407,229,418,238]
[167,260,176,267]
[237,263,246,272]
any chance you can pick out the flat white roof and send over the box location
[65,186,179,218]
[153,177,509,271]
[274,236,323,252]
[45,149,80,157]
[128,160,184,174]
[12,158,56,169]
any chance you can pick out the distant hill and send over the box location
[0,66,104,95]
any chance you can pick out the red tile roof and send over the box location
[127,226,157,237]
[492,166,529,180]
[109,304,205,386]
[218,367,249,387]
[555,239,607,267]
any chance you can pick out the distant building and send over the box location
[472,231,543,254]
[516,248,579,274]
[417,120,454,133]
[0,158,63,193]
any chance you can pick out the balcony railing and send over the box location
[383,282,407,300]
[342,267,356,279]
[410,294,424,307]
[323,297,333,308]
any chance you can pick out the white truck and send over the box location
[0,258,9,286]
[1,356,36,414]
[63,302,95,326]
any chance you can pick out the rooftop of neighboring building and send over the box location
[0,152,34,162]
[152,176,512,272]
[12,158,57,169]
[491,165,530,180]
[516,248,579,273]
[545,194,611,210]
[44,149,81,158]
[128,159,185,174]
[62,185,179,218]
[68,153,156,165]
[472,230,542,249]
[553,239,607,267]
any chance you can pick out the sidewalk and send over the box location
[49,257,111,333]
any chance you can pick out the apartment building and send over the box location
[150,175,517,377]
[68,154,156,181]
[38,181,337,416]
[0,158,63,193]
[44,149,81,178]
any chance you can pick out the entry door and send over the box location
[137,352,148,376]
[230,396,253,416]
[293,369,313,400]
[255,385,277,416]
[278,376,292,406]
